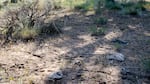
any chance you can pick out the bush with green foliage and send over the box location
[114,43,122,51]
[94,17,107,25]
[0,5,2,10]
[105,0,122,10]
[143,1,150,10]
[90,26,106,36]
[74,0,95,11]
[11,0,18,3]
[103,0,146,15]
[120,2,145,15]
[0,0,60,42]
[95,0,105,14]
[142,59,150,71]
[14,27,40,40]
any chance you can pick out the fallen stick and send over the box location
[25,51,44,58]
[32,54,43,58]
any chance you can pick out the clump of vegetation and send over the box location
[105,0,122,10]
[113,43,122,51]
[76,5,93,11]
[0,0,61,43]
[102,0,147,16]
[90,26,106,36]
[11,0,18,3]
[120,2,146,15]
[143,2,150,10]
[74,0,95,11]
[74,4,88,11]
[142,59,150,71]
[146,40,150,44]
[51,0,86,9]
[0,4,2,10]
[14,27,40,40]
[94,17,107,25]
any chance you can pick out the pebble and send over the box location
[107,52,125,61]
[48,70,63,80]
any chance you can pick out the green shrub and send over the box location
[104,0,146,15]
[11,0,18,3]
[74,0,96,11]
[14,27,40,40]
[0,4,2,10]
[95,0,105,14]
[94,17,107,25]
[147,40,150,44]
[52,0,86,9]
[105,0,122,10]
[90,26,106,36]
[114,43,121,51]
[74,2,94,11]
[143,1,150,10]
[74,4,86,10]
[142,59,150,71]
[120,6,138,15]
[119,2,146,15]
[0,0,61,42]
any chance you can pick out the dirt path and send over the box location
[0,10,150,84]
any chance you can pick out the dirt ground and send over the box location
[0,9,150,84]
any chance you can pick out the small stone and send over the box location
[108,18,113,22]
[121,67,130,75]
[48,70,63,80]
[0,77,2,81]
[74,59,82,66]
[107,52,125,61]
[76,72,82,78]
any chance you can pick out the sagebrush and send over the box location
[0,0,61,43]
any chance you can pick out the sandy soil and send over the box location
[0,10,150,84]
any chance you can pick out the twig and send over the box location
[32,54,43,58]
[52,21,61,34]
[25,51,43,58]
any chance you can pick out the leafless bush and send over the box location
[0,0,61,43]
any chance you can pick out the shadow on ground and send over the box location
[43,10,150,84]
